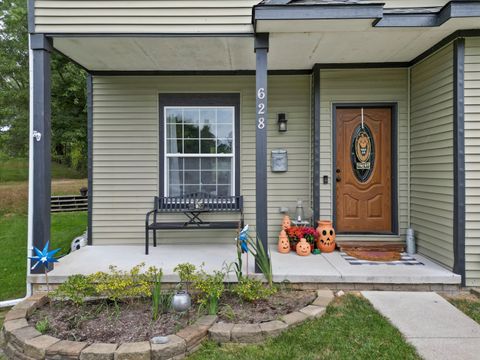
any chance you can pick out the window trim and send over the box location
[159,93,241,197]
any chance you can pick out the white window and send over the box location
[164,106,235,197]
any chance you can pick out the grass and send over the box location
[0,157,85,183]
[449,296,480,324]
[188,294,420,360]
[0,212,87,301]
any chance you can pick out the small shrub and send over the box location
[193,269,225,315]
[232,277,277,302]
[173,263,196,292]
[89,263,151,306]
[53,274,96,306]
[35,318,49,334]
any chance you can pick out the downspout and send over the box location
[407,67,411,228]
[0,36,34,308]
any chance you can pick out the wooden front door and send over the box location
[335,107,392,233]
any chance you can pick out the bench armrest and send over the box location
[145,209,156,226]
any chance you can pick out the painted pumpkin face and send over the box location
[282,215,292,230]
[278,231,290,254]
[316,220,336,253]
[296,238,311,256]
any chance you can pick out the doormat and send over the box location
[344,250,401,261]
[341,252,424,266]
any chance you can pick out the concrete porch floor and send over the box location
[28,244,461,286]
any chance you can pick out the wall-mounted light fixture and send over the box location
[278,113,288,132]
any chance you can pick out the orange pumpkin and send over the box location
[296,238,311,256]
[281,215,291,230]
[277,230,290,254]
[316,220,336,253]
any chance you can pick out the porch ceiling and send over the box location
[53,18,480,72]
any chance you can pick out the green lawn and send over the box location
[449,297,480,324]
[0,212,87,301]
[0,157,85,183]
[188,294,420,360]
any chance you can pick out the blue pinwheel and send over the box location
[30,241,60,270]
[238,224,249,253]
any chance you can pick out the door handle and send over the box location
[336,176,341,182]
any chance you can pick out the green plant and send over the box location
[218,304,236,321]
[248,235,273,287]
[53,274,96,306]
[232,277,277,302]
[174,263,197,292]
[193,269,225,315]
[35,318,50,334]
[89,263,151,308]
[150,267,164,321]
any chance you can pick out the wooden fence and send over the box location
[51,195,88,212]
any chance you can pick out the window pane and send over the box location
[200,109,215,126]
[217,185,231,196]
[218,158,232,171]
[216,124,233,139]
[200,124,215,139]
[168,158,183,171]
[167,139,182,153]
[218,170,230,184]
[167,123,182,138]
[184,109,199,124]
[201,140,216,154]
[184,124,199,139]
[184,140,199,153]
[166,108,182,123]
[201,185,216,195]
[169,171,183,185]
[184,185,200,195]
[217,140,232,154]
[201,171,216,184]
[201,158,216,170]
[217,108,234,124]
[185,158,200,170]
[185,170,200,184]
[169,184,183,196]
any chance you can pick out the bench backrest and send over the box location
[155,193,243,213]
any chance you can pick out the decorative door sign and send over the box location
[351,109,375,182]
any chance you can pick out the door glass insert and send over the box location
[350,124,375,182]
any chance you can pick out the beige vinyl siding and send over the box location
[465,37,480,286]
[92,75,311,245]
[318,69,409,238]
[34,0,259,34]
[410,44,454,269]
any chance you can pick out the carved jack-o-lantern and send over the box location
[296,238,311,256]
[316,220,336,253]
[278,230,291,254]
[281,215,292,230]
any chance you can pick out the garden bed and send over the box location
[28,289,316,344]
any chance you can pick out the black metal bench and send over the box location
[145,193,244,254]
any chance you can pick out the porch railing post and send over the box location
[254,33,269,273]
[29,34,53,274]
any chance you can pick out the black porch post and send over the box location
[254,33,269,272]
[29,34,52,274]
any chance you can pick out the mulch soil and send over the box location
[28,289,316,344]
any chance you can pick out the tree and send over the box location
[0,0,87,172]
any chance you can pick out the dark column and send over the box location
[87,74,93,245]
[30,34,52,274]
[254,33,269,272]
[312,65,321,224]
[453,38,466,286]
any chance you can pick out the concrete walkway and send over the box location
[362,291,480,360]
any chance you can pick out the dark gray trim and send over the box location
[254,3,384,30]
[90,70,311,76]
[30,34,53,52]
[331,103,399,236]
[453,38,466,286]
[87,74,93,246]
[28,0,35,34]
[254,33,269,273]
[312,65,321,224]
[158,93,241,197]
[46,33,254,38]
[31,34,52,273]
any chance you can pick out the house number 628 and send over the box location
[257,88,266,129]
